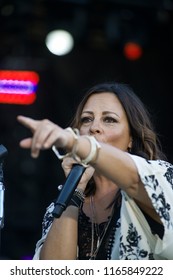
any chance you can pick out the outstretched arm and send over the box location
[17,115,159,219]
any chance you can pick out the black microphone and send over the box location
[52,164,86,218]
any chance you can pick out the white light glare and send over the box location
[45,30,74,56]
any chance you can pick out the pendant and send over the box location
[97,237,100,248]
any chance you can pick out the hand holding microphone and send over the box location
[52,156,95,218]
[52,164,86,218]
[61,156,95,191]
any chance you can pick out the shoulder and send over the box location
[129,154,173,173]
[129,155,173,189]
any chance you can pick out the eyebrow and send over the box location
[82,110,120,118]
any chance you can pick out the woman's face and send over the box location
[79,92,132,151]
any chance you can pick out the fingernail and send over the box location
[31,152,38,158]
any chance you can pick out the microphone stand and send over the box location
[0,145,8,255]
[0,181,5,253]
[0,181,5,229]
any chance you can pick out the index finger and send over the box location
[17,115,40,133]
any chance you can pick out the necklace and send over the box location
[89,195,114,259]
[90,196,99,256]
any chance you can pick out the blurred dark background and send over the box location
[0,0,173,259]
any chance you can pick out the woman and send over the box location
[17,82,173,260]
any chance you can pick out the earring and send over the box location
[128,139,133,153]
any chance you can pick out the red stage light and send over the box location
[123,42,143,60]
[0,70,39,105]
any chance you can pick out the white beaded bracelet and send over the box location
[72,135,101,167]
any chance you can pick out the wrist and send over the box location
[52,128,79,160]
[52,127,101,167]
[65,128,78,151]
[77,184,87,192]
[72,135,101,166]
[67,188,85,209]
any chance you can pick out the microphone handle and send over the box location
[53,164,86,218]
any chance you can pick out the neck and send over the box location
[83,174,119,224]
[93,173,119,199]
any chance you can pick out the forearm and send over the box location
[75,137,139,194]
[40,206,79,260]
[75,137,154,208]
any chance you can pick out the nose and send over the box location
[89,120,102,135]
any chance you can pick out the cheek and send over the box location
[104,133,118,144]
[79,126,89,135]
[98,130,118,144]
[105,130,130,148]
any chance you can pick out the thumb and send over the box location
[19,138,33,149]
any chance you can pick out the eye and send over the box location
[104,116,117,123]
[80,116,92,123]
